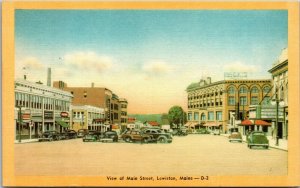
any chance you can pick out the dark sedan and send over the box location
[38,131,61,142]
[63,129,77,139]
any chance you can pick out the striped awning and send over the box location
[238,119,254,126]
[254,120,271,126]
[203,122,221,127]
[55,120,69,128]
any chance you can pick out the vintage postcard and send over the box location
[2,0,300,187]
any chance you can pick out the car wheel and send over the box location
[265,146,269,149]
[143,137,150,143]
[249,145,252,149]
[157,136,167,143]
[125,137,132,143]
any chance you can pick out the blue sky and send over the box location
[15,10,288,114]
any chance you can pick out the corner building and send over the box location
[186,77,272,133]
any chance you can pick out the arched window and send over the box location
[251,86,259,93]
[239,86,247,94]
[228,86,235,94]
[263,86,270,94]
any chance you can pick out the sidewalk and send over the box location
[221,134,288,151]
[14,139,39,144]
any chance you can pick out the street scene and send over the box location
[15,134,287,176]
[13,9,288,178]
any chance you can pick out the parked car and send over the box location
[172,127,188,136]
[197,128,210,134]
[77,129,89,138]
[63,129,77,139]
[247,131,269,149]
[121,130,153,143]
[83,131,102,142]
[38,131,61,142]
[228,132,242,142]
[142,128,173,143]
[101,130,119,142]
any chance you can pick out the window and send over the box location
[194,112,199,121]
[201,113,206,120]
[188,113,192,120]
[251,96,258,105]
[262,96,271,105]
[263,86,270,94]
[240,96,247,105]
[228,87,235,94]
[251,87,259,93]
[228,96,235,105]
[239,86,247,94]
[216,111,222,121]
[208,112,214,120]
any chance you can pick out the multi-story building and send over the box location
[53,81,127,125]
[14,79,73,141]
[119,98,128,131]
[71,105,108,132]
[268,48,288,140]
[186,77,272,133]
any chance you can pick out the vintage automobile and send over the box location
[38,131,61,142]
[228,131,243,142]
[82,131,102,142]
[142,128,173,143]
[77,129,89,138]
[63,129,77,139]
[121,130,153,143]
[100,131,119,142]
[247,131,269,149]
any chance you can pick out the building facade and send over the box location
[53,81,128,125]
[119,98,128,131]
[186,77,272,133]
[71,105,108,132]
[15,79,73,141]
[268,48,288,140]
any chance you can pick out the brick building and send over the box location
[186,77,272,133]
[53,81,127,125]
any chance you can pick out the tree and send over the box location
[168,106,186,128]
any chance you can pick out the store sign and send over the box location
[250,105,284,119]
[22,113,31,120]
[60,112,69,118]
[44,111,54,120]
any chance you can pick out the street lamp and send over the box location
[271,91,284,146]
[16,105,23,143]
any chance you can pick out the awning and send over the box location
[55,120,69,128]
[189,123,198,127]
[203,122,221,127]
[254,120,271,126]
[184,122,191,127]
[238,119,254,126]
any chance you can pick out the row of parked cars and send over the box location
[38,129,77,142]
[228,130,269,149]
[78,127,173,144]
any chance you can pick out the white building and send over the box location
[14,79,73,141]
[71,105,108,132]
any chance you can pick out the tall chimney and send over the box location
[47,68,51,87]
[91,82,94,88]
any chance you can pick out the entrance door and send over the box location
[278,122,283,139]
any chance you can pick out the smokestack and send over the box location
[206,77,211,84]
[91,82,94,88]
[47,68,51,87]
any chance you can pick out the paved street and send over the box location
[15,134,287,176]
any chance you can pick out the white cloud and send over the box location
[64,51,113,72]
[223,61,260,73]
[142,60,173,75]
[21,57,45,70]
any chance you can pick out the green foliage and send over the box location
[167,106,186,127]
[128,114,163,124]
